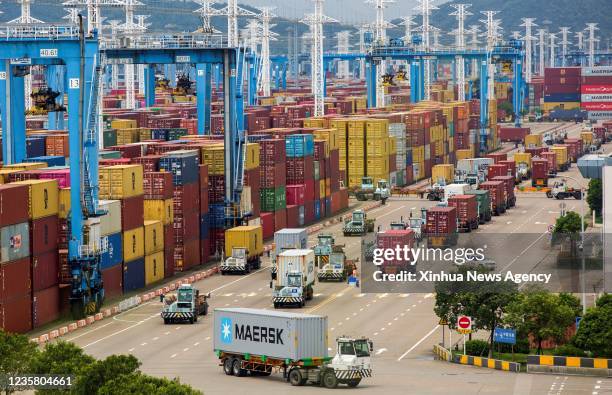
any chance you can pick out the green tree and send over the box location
[0,330,39,395]
[553,211,582,234]
[586,179,602,218]
[98,373,202,395]
[572,303,612,357]
[30,341,95,395]
[558,293,582,317]
[596,293,612,308]
[505,291,575,354]
[72,355,140,395]
[435,265,519,357]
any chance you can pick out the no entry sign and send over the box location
[457,316,472,334]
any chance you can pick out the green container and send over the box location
[260,186,286,212]
[99,150,122,160]
[103,129,117,148]
[466,189,491,220]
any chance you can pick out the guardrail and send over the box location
[454,354,521,372]
[433,344,452,362]
[527,355,612,377]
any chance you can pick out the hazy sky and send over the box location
[235,0,421,24]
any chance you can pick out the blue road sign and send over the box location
[576,316,582,330]
[493,328,516,345]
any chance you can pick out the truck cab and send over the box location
[221,247,249,274]
[161,284,209,324]
[322,337,373,388]
[272,250,315,308]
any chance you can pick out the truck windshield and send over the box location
[287,274,301,287]
[354,340,371,357]
[353,213,364,222]
[339,342,355,356]
[178,290,192,302]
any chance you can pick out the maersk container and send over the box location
[213,308,328,361]
[273,228,308,256]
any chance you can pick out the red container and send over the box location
[487,164,508,179]
[286,156,314,185]
[286,184,306,206]
[491,176,516,207]
[29,215,58,255]
[174,239,199,271]
[173,210,200,244]
[531,158,549,187]
[273,209,287,231]
[32,285,60,328]
[564,138,582,162]
[541,151,557,174]
[425,207,457,235]
[164,248,175,279]
[0,184,29,226]
[261,212,274,239]
[499,160,516,179]
[32,252,59,292]
[260,139,287,164]
[545,67,581,77]
[285,205,300,229]
[499,127,529,143]
[109,144,142,159]
[543,84,581,94]
[102,264,123,299]
[200,238,210,265]
[0,293,32,333]
[143,172,173,200]
[479,181,505,214]
[581,84,612,94]
[486,152,508,164]
[376,230,415,271]
[121,195,144,231]
[447,195,478,231]
[173,183,199,214]
[132,155,161,173]
[0,258,31,301]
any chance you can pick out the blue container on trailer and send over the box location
[26,137,46,158]
[200,213,210,239]
[25,156,66,167]
[314,200,321,220]
[122,258,145,293]
[159,150,199,185]
[100,232,123,270]
[286,134,315,157]
[209,204,226,228]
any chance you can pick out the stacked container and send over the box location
[143,171,174,278]
[0,185,33,333]
[260,139,288,235]
[285,135,313,225]
[580,67,612,116]
[98,199,123,298]
[543,67,581,111]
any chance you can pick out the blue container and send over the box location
[298,206,305,226]
[314,200,321,220]
[200,213,210,239]
[159,151,199,185]
[100,232,123,270]
[151,129,170,140]
[25,155,66,167]
[210,204,226,228]
[286,134,315,157]
[123,258,145,293]
[544,93,581,102]
[324,198,331,217]
[406,148,413,166]
[248,134,269,142]
[26,137,46,158]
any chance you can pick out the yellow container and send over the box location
[201,145,225,175]
[116,128,140,144]
[348,176,363,188]
[389,138,397,155]
[524,134,542,148]
[513,152,532,168]
[99,165,144,199]
[348,158,365,175]
[139,128,152,141]
[111,119,137,129]
[366,139,389,156]
[348,119,367,135]
[551,146,568,167]
[13,179,59,219]
[123,227,145,262]
[431,164,454,184]
[366,119,389,135]
[0,169,20,184]
[580,131,594,145]
[145,251,164,285]
[224,225,263,259]
[319,179,325,199]
[366,157,389,177]
[245,143,260,170]
[313,128,339,151]
[3,162,47,171]
[542,102,580,111]
[144,199,174,225]
[303,118,326,128]
[58,187,71,219]
[144,220,164,255]
[456,149,474,160]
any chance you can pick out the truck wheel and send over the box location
[223,358,234,375]
[163,318,169,325]
[273,302,279,309]
[322,371,338,389]
[232,358,246,377]
[189,317,194,324]
[574,192,582,200]
[347,379,361,388]
[289,369,304,386]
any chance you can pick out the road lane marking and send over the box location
[164,331,170,335]
[183,348,189,352]
[152,337,159,341]
[194,342,200,346]
[307,287,352,313]
[128,348,135,352]
[205,337,211,341]
[170,354,177,359]
[61,322,114,342]
[398,325,440,361]
[376,348,387,355]
[376,207,403,219]
[140,342,147,346]
[500,231,548,272]
[373,332,379,336]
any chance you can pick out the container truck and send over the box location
[524,134,543,148]
[551,145,570,171]
[376,229,415,274]
[487,164,508,179]
[354,177,390,204]
[513,152,532,181]
[161,284,209,324]
[213,308,373,388]
[479,181,506,216]
[465,189,492,224]
[272,249,316,308]
[563,138,583,162]
[314,234,355,282]
[546,180,582,200]
[443,183,473,203]
[221,226,263,274]
[455,158,493,186]
[531,158,549,187]
[541,151,558,177]
[425,207,458,248]
[271,228,308,279]
[448,195,479,232]
[343,210,375,236]
[491,176,516,208]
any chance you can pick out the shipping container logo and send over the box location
[220,317,233,344]
[10,234,22,249]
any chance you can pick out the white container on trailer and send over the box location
[276,249,315,288]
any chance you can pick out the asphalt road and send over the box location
[54,123,610,395]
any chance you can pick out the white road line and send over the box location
[412,304,416,307]
[152,337,159,341]
[183,347,189,352]
[373,332,379,336]
[331,327,335,331]
[170,353,177,358]
[140,342,147,346]
[398,325,440,361]
[62,322,115,342]
[164,331,170,335]
[128,348,135,352]
[205,336,211,341]
[376,207,403,219]
[500,231,548,272]
[376,348,388,355]
[194,342,200,346]
[175,327,181,330]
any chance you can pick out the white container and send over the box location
[99,200,122,236]
[276,249,315,288]
[443,183,473,203]
[274,228,308,255]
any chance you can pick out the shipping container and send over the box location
[465,189,492,223]
[491,176,516,208]
[551,145,570,170]
[144,220,164,255]
[144,199,174,226]
[0,293,32,333]
[499,127,529,142]
[120,195,144,231]
[13,179,59,219]
[0,184,30,226]
[100,232,123,270]
[0,222,30,264]
[31,252,59,292]
[273,228,308,256]
[123,258,145,293]
[143,172,173,200]
[99,165,144,199]
[448,195,479,232]
[376,230,415,272]
[0,257,31,301]
[479,181,506,215]
[29,215,58,255]
[99,200,122,236]
[159,150,200,185]
[32,285,60,328]
[224,226,263,259]
[145,251,164,285]
[213,308,327,361]
[531,158,549,187]
[123,227,145,262]
[425,207,458,235]
[541,151,558,176]
[102,264,123,299]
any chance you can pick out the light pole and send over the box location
[560,175,587,315]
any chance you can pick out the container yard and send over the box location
[0,1,610,394]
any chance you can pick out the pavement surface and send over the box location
[53,122,611,394]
